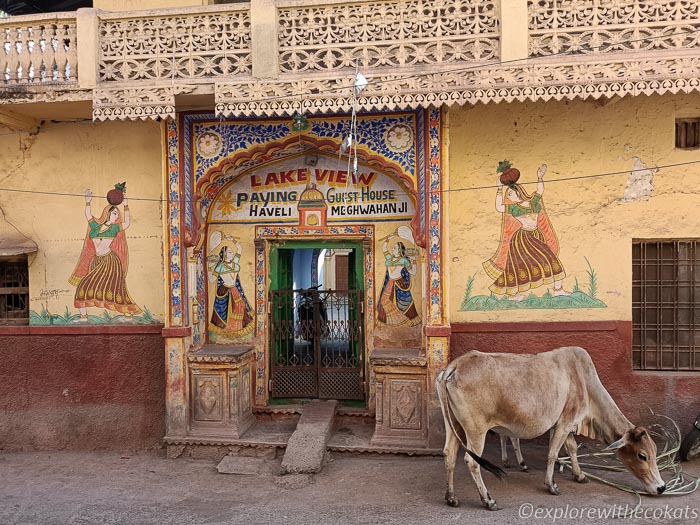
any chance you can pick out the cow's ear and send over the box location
[631,428,647,442]
[604,436,626,451]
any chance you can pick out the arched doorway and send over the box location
[201,147,416,404]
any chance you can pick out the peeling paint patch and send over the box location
[622,157,657,202]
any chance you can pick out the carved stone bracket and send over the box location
[92,86,191,121]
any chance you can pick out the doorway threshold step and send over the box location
[280,399,338,475]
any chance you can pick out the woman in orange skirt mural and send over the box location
[207,231,254,338]
[69,186,142,322]
[483,161,571,302]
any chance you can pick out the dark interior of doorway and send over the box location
[291,248,350,363]
[270,245,365,406]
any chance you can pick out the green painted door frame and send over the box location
[269,240,364,293]
[268,239,366,400]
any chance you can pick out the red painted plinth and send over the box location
[450,321,700,435]
[0,329,165,450]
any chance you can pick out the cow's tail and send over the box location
[436,368,506,480]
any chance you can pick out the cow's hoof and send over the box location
[503,460,511,468]
[547,483,561,496]
[445,491,459,507]
[484,500,498,511]
[520,462,529,472]
[574,474,589,484]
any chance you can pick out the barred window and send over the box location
[633,240,699,371]
[675,118,700,149]
[0,256,29,325]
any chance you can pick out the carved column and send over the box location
[499,0,529,62]
[76,8,99,89]
[424,107,451,448]
[164,333,189,438]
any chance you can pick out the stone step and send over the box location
[279,399,338,475]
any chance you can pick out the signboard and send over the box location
[209,154,415,224]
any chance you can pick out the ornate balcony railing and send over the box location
[0,12,77,85]
[0,0,699,119]
[529,0,700,56]
[276,0,500,74]
[98,4,251,83]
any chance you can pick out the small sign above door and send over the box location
[209,153,415,225]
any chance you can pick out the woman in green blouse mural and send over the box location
[69,188,141,322]
[483,162,571,302]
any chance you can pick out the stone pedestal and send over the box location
[188,345,255,439]
[370,348,428,448]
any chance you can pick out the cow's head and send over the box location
[606,426,665,495]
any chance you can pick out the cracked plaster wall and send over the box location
[0,119,166,321]
[448,93,700,323]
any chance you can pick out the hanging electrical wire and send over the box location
[0,159,698,204]
[0,27,698,204]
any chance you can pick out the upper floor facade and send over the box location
[1,0,699,122]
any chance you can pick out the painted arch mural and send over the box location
[164,110,447,403]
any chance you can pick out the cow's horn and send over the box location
[604,436,626,451]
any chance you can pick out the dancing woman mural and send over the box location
[207,231,254,338]
[377,228,421,327]
[483,161,570,302]
[69,188,142,322]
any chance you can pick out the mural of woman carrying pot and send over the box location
[482,161,571,302]
[69,182,142,322]
[377,225,421,326]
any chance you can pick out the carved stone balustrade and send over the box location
[0,13,77,86]
[370,347,428,449]
[0,1,698,118]
[187,345,255,439]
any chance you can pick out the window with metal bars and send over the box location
[0,256,29,325]
[675,118,700,149]
[632,240,699,371]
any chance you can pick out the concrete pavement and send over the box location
[1,443,699,525]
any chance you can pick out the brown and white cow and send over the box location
[498,434,528,471]
[436,346,665,511]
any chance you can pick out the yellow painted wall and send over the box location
[0,120,165,323]
[448,93,700,323]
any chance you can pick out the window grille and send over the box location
[0,255,29,325]
[632,240,699,371]
[675,118,700,149]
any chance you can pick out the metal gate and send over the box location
[270,289,364,399]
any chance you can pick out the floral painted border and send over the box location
[427,107,443,324]
[166,118,183,326]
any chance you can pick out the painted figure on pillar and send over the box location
[69,185,142,322]
[483,161,570,302]
[207,231,253,338]
[377,226,421,327]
